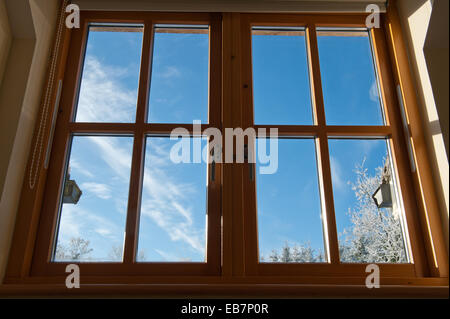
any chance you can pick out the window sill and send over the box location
[1,278,448,298]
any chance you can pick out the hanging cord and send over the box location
[29,0,69,189]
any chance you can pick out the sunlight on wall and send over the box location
[398,0,449,250]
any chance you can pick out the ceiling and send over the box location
[72,0,388,13]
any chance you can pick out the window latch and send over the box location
[210,147,215,182]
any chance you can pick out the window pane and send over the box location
[317,30,385,125]
[252,27,313,125]
[328,139,409,263]
[148,25,209,124]
[257,138,326,263]
[54,136,133,262]
[137,137,207,262]
[75,25,143,123]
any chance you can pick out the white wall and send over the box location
[0,0,59,282]
[396,0,449,251]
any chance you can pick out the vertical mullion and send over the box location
[205,13,222,274]
[123,21,153,264]
[241,16,258,275]
[228,13,246,276]
[221,13,234,277]
[307,25,340,264]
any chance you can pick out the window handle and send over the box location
[211,159,216,182]
[210,148,215,182]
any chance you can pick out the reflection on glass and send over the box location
[137,137,207,262]
[256,138,325,263]
[328,139,409,263]
[317,29,385,125]
[252,27,313,125]
[75,25,143,123]
[148,25,209,124]
[53,136,133,262]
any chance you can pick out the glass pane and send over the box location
[148,25,209,124]
[328,139,409,263]
[257,138,326,263]
[317,29,385,125]
[75,25,143,123]
[137,137,208,262]
[252,27,313,125]
[53,136,133,262]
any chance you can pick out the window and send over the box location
[31,13,221,276]
[252,27,313,125]
[316,29,385,125]
[256,138,325,263]
[74,25,143,123]
[249,27,409,268]
[54,135,133,262]
[137,137,208,262]
[328,139,409,263]
[6,11,447,292]
[148,24,209,124]
[240,14,425,277]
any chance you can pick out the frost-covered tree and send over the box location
[339,159,407,263]
[108,245,123,261]
[266,159,407,263]
[137,250,147,261]
[55,237,93,261]
[266,241,324,263]
[108,244,147,262]
[291,242,324,263]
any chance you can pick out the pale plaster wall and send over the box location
[423,0,449,159]
[396,0,449,251]
[0,0,59,282]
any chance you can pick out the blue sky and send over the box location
[252,31,389,260]
[148,31,209,123]
[55,26,400,263]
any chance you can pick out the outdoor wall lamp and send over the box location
[372,182,392,208]
[62,170,82,204]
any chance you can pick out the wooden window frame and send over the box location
[2,5,448,297]
[28,11,222,277]
[241,13,420,278]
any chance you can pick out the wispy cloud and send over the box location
[87,136,132,181]
[76,56,138,122]
[158,65,181,79]
[95,227,113,237]
[82,135,205,255]
[70,158,94,178]
[57,205,82,239]
[81,182,112,199]
[140,141,205,254]
[154,249,192,262]
[69,55,205,257]
[360,140,377,156]
[330,156,345,191]
[140,162,205,254]
[369,81,379,103]
[154,249,179,261]
[58,205,122,243]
